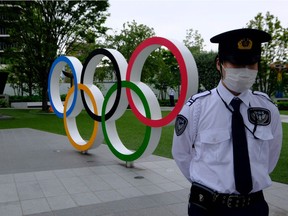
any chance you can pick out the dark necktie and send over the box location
[231,98,253,194]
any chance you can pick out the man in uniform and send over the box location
[172,28,283,216]
[169,87,176,106]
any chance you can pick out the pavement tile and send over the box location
[157,181,184,192]
[70,192,101,206]
[137,184,165,195]
[119,173,153,187]
[116,186,144,198]
[94,190,124,202]
[89,166,114,175]
[26,213,53,216]
[126,206,175,216]
[0,128,287,216]
[34,171,57,181]
[16,181,45,200]
[80,175,112,192]
[21,198,50,215]
[135,170,171,184]
[53,169,76,179]
[0,174,14,184]
[150,192,185,205]
[46,195,77,211]
[166,203,188,216]
[72,167,95,176]
[0,201,22,216]
[38,179,68,197]
[0,183,19,203]
[59,177,90,194]
[14,173,37,183]
[99,173,133,189]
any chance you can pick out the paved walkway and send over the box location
[0,127,287,216]
[280,114,288,123]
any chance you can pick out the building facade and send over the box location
[0,1,20,94]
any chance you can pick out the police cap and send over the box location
[210,28,271,65]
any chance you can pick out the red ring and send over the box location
[126,37,188,127]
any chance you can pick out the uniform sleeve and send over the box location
[172,101,199,182]
[268,107,283,173]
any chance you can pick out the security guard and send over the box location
[172,28,283,216]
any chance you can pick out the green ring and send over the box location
[101,81,152,161]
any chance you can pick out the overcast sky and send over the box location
[105,0,288,51]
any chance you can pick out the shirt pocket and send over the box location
[247,126,274,163]
[199,129,231,164]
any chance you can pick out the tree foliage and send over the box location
[103,20,157,82]
[148,49,181,100]
[3,0,109,110]
[183,28,205,54]
[193,52,219,91]
[183,28,218,92]
[247,12,288,96]
[105,24,218,96]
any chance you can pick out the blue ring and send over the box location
[48,56,78,118]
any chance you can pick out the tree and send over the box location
[104,20,157,82]
[104,23,217,97]
[183,28,205,55]
[4,0,109,110]
[106,20,155,59]
[247,12,288,96]
[148,49,180,100]
[105,21,196,100]
[193,52,219,91]
[183,28,218,92]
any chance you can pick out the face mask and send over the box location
[222,65,258,93]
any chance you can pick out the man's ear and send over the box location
[216,57,221,72]
[215,56,224,79]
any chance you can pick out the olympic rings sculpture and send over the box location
[48,37,198,162]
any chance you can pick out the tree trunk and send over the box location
[0,72,9,94]
[41,68,49,112]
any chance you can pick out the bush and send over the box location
[277,101,288,110]
[60,94,67,101]
[0,98,9,108]
[158,99,178,107]
[9,95,42,103]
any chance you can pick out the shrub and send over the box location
[0,98,9,108]
[9,95,42,103]
[60,94,67,101]
[158,99,178,107]
[277,101,288,110]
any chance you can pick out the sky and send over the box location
[104,0,288,51]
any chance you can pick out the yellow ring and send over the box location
[63,83,99,151]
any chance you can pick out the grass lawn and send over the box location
[0,108,287,184]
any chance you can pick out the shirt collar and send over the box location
[217,81,250,107]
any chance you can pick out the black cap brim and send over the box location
[220,53,261,65]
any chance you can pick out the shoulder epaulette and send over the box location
[186,90,211,106]
[252,91,276,105]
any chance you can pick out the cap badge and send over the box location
[238,38,253,50]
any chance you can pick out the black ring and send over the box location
[80,48,122,122]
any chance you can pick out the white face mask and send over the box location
[222,65,258,93]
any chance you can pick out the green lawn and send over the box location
[0,108,287,184]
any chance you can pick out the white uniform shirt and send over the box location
[172,81,283,194]
[169,88,175,96]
